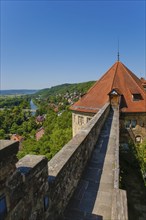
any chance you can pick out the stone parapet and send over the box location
[0,140,19,161]
[0,141,48,220]
[113,108,120,189]
[111,109,128,220]
[111,189,128,220]
[0,140,19,188]
[17,154,48,181]
[48,103,110,219]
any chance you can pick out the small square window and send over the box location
[0,194,7,219]
[131,120,137,128]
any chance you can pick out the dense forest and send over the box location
[0,96,34,139]
[17,109,72,160]
[0,81,95,161]
[0,96,30,108]
[34,81,95,98]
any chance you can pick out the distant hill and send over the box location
[35,81,96,97]
[0,90,38,96]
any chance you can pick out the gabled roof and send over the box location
[70,61,146,113]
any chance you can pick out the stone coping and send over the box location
[16,154,48,176]
[0,140,19,161]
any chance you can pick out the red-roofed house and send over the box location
[70,61,146,143]
[36,127,45,141]
[11,134,24,142]
[36,115,45,124]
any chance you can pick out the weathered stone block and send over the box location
[1,151,49,220]
[0,141,19,187]
[6,170,24,209]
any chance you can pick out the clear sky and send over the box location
[1,0,145,90]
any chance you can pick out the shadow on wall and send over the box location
[17,166,32,174]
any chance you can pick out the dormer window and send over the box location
[110,90,118,95]
[132,94,143,101]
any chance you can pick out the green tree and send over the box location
[136,141,146,177]
[0,129,5,139]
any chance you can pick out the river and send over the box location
[30,99,37,115]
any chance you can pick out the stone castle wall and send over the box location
[0,103,128,220]
[0,141,49,220]
[48,103,110,219]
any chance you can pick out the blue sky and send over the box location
[1,0,145,90]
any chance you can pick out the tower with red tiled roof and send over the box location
[70,61,146,140]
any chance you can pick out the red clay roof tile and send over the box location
[70,61,146,113]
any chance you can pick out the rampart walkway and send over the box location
[0,104,128,220]
[63,108,127,220]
